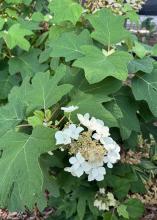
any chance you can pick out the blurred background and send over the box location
[133,0,157,45]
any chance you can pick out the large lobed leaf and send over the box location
[9,49,48,79]
[0,126,56,209]
[87,9,130,46]
[1,24,33,51]
[9,65,73,113]
[49,0,83,25]
[50,30,93,62]
[73,45,132,84]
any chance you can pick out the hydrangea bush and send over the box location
[0,0,157,219]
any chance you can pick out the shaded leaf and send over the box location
[125,199,144,219]
[9,49,48,78]
[70,91,118,127]
[128,57,154,74]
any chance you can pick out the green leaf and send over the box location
[152,44,157,56]
[50,30,93,62]
[104,212,118,220]
[88,9,129,46]
[40,155,60,198]
[77,197,86,220]
[132,41,149,58]
[0,18,5,30]
[115,92,140,140]
[5,0,22,3]
[132,70,157,117]
[0,70,18,100]
[26,67,73,112]
[2,24,33,51]
[9,65,73,113]
[5,0,32,5]
[73,45,132,84]
[49,0,83,25]
[70,91,118,127]
[128,57,154,74]
[125,199,144,219]
[9,48,48,78]
[105,87,140,140]
[117,204,129,219]
[0,101,25,138]
[0,127,56,210]
[27,110,44,127]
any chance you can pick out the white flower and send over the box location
[55,130,71,145]
[99,188,105,194]
[48,151,54,156]
[94,199,102,208]
[61,105,79,113]
[102,137,120,168]
[92,125,110,141]
[77,113,91,129]
[77,113,103,131]
[64,124,83,140]
[77,113,98,131]
[55,124,83,145]
[77,114,110,139]
[107,192,117,207]
[87,165,106,181]
[64,152,91,177]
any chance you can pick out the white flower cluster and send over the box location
[94,188,117,211]
[55,106,120,181]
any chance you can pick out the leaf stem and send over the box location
[16,124,32,128]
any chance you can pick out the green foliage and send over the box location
[9,48,48,78]
[87,9,129,46]
[73,46,132,83]
[0,127,56,210]
[0,0,156,218]
[117,204,129,219]
[132,69,157,116]
[50,30,93,62]
[1,24,33,51]
[49,0,83,25]
[125,199,144,219]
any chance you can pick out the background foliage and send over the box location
[0,0,157,219]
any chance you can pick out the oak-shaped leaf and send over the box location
[0,127,56,209]
[9,49,48,78]
[49,0,83,25]
[1,24,33,51]
[50,30,93,62]
[88,9,129,46]
[9,65,73,113]
[73,45,132,84]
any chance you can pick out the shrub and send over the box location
[0,0,156,219]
